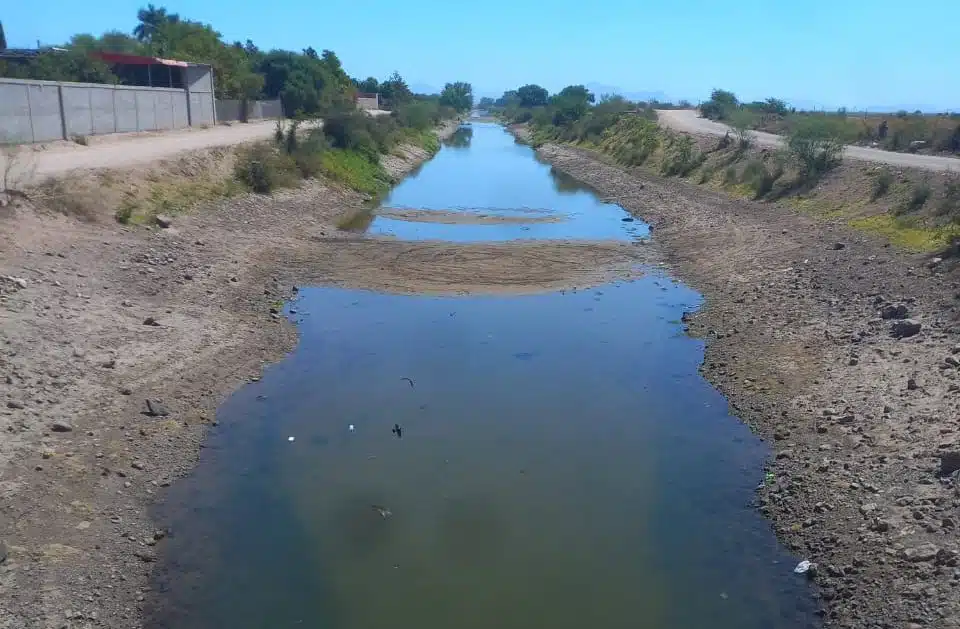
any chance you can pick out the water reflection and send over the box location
[443,126,473,149]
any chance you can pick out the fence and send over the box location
[215,99,283,122]
[0,67,215,144]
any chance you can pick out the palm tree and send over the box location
[133,4,180,43]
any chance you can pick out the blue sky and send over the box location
[5,0,959,110]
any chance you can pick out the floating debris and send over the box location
[392,423,402,439]
[401,377,415,388]
[371,505,392,519]
[287,436,295,442]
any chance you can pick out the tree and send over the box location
[477,96,495,109]
[379,72,412,110]
[550,85,594,126]
[0,21,7,51]
[439,81,473,112]
[356,77,379,93]
[133,4,180,44]
[517,84,548,108]
[496,90,519,107]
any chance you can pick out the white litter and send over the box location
[348,424,355,432]
[793,560,812,574]
[287,436,295,442]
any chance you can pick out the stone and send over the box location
[6,400,24,409]
[902,543,939,562]
[131,461,146,471]
[832,242,846,250]
[0,539,7,563]
[142,317,160,327]
[101,359,116,369]
[941,452,960,476]
[50,421,73,433]
[881,304,910,320]
[907,378,919,391]
[145,399,170,417]
[133,550,156,563]
[890,319,922,338]
[119,387,133,396]
[154,215,173,228]
[947,356,960,368]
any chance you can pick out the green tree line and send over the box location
[0,6,474,120]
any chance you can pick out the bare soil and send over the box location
[0,136,645,628]
[537,141,960,629]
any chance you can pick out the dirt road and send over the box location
[4,121,279,185]
[657,108,960,173]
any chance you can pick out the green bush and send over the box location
[938,178,960,220]
[599,117,660,166]
[740,159,777,198]
[660,135,704,177]
[322,111,381,162]
[787,119,843,183]
[900,181,931,213]
[234,143,297,193]
[871,168,894,200]
[722,166,737,185]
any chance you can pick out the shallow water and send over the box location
[150,124,817,629]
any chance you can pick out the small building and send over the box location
[356,92,380,111]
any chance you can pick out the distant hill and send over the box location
[584,83,675,103]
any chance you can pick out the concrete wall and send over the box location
[184,66,215,127]
[215,99,283,122]
[357,96,379,111]
[0,73,214,144]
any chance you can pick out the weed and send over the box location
[900,181,931,213]
[598,117,660,166]
[284,119,300,155]
[274,119,285,145]
[722,166,738,186]
[937,178,960,220]
[787,119,843,184]
[739,158,780,198]
[72,134,89,146]
[114,198,136,224]
[320,149,392,196]
[234,143,298,193]
[871,168,893,200]
[660,135,704,177]
[851,214,960,252]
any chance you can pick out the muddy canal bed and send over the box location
[148,124,817,628]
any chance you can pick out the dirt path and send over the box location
[537,141,960,629]
[0,135,646,628]
[657,109,960,173]
[3,121,280,185]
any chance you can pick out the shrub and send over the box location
[740,159,776,198]
[901,181,931,212]
[274,119,285,146]
[234,143,297,193]
[284,119,300,155]
[722,166,737,185]
[727,110,755,149]
[292,130,328,178]
[787,119,843,182]
[598,117,660,166]
[871,168,894,200]
[938,178,960,220]
[660,135,704,177]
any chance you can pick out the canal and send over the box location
[148,123,818,628]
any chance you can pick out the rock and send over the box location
[881,304,910,320]
[907,378,919,391]
[947,356,960,368]
[940,452,960,476]
[154,214,173,228]
[142,317,160,326]
[101,359,116,369]
[902,543,939,562]
[832,242,846,250]
[621,217,635,222]
[133,549,156,562]
[119,387,133,396]
[0,539,7,563]
[891,319,922,339]
[860,503,879,516]
[50,421,73,433]
[145,399,170,417]
[6,400,24,409]
[131,461,146,470]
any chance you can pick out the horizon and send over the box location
[4,0,959,112]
